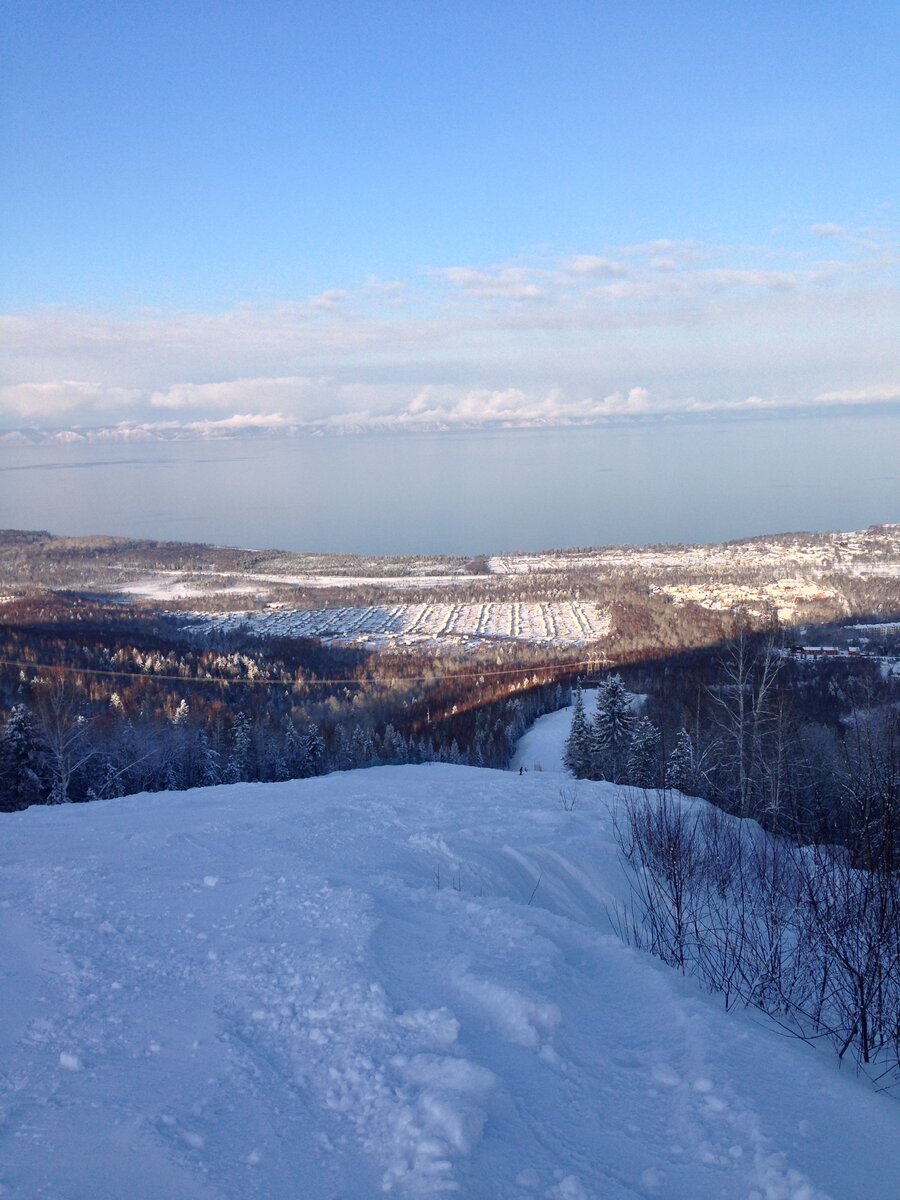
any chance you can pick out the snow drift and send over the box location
[1,762,897,1199]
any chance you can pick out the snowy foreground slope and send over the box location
[1,766,898,1200]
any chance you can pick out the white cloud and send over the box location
[149,376,321,411]
[563,256,628,278]
[815,385,900,406]
[620,238,706,265]
[7,375,900,445]
[0,380,143,421]
[699,268,800,292]
[307,289,351,312]
[436,266,545,300]
[182,412,295,434]
[1,228,897,437]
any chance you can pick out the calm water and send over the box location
[0,414,897,555]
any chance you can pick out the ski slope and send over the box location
[511,690,601,773]
[510,689,648,774]
[1,763,898,1198]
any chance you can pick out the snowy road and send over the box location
[1,765,898,1198]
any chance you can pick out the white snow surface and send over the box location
[510,691,600,774]
[186,601,611,647]
[1,762,898,1198]
[117,571,486,600]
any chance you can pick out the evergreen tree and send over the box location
[626,716,661,788]
[99,755,125,800]
[333,724,354,772]
[224,712,252,783]
[303,723,325,776]
[666,728,697,794]
[590,675,634,782]
[85,754,122,804]
[196,729,221,787]
[0,705,44,812]
[165,700,191,790]
[163,758,180,792]
[504,698,526,758]
[381,723,407,764]
[116,720,142,794]
[269,741,290,782]
[279,715,302,777]
[563,684,591,778]
[348,724,372,768]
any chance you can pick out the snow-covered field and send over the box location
[118,571,485,600]
[186,601,612,647]
[118,577,260,601]
[2,744,897,1197]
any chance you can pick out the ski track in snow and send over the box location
[1,759,898,1198]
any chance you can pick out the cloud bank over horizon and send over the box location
[2,227,897,442]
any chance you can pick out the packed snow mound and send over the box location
[1,765,897,1199]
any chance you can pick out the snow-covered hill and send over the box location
[1,763,897,1199]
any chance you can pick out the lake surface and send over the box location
[0,413,897,555]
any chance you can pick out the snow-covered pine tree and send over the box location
[505,699,526,757]
[84,754,119,803]
[590,675,634,782]
[381,724,407,764]
[626,716,661,788]
[348,725,373,768]
[303,723,325,776]
[196,729,221,787]
[166,699,191,790]
[563,683,591,778]
[666,728,697,794]
[281,714,304,777]
[163,758,180,792]
[0,704,44,811]
[332,725,354,771]
[269,741,290,782]
[224,712,252,783]
[115,719,143,794]
[99,754,125,800]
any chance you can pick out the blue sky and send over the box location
[1,1,897,435]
